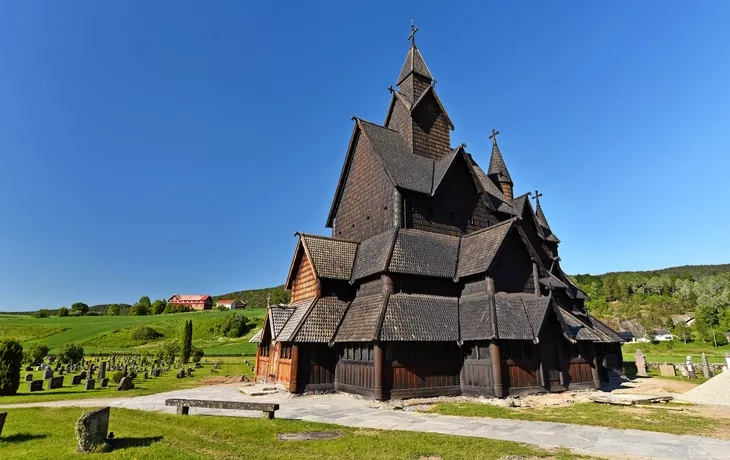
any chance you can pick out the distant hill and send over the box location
[595,264,730,279]
[212,285,290,310]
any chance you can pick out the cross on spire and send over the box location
[532,190,543,201]
[489,128,500,144]
[408,20,418,47]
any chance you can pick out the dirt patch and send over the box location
[201,376,247,385]
[614,377,699,395]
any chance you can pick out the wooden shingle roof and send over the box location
[379,293,459,342]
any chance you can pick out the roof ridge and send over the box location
[297,232,359,244]
[461,218,516,238]
[354,117,401,134]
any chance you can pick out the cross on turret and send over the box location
[408,20,419,46]
[489,128,500,144]
[531,190,543,201]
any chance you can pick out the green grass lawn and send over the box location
[0,309,265,356]
[0,358,255,405]
[429,401,730,438]
[0,407,591,460]
[621,341,730,364]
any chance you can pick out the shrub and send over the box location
[107,304,120,316]
[0,339,23,396]
[220,313,250,338]
[25,343,50,364]
[57,343,84,364]
[159,340,180,362]
[57,306,69,317]
[191,346,205,363]
[163,304,190,314]
[111,371,124,384]
[130,325,163,342]
[32,309,50,318]
[71,302,90,316]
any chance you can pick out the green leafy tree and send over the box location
[220,313,250,338]
[57,306,69,317]
[137,296,151,310]
[131,303,148,316]
[57,343,84,364]
[25,343,50,364]
[191,346,204,363]
[0,339,23,396]
[31,309,50,318]
[181,320,193,364]
[107,304,121,316]
[159,340,180,362]
[151,299,167,315]
[71,302,90,316]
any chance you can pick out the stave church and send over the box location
[252,27,624,400]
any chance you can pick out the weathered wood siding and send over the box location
[491,232,535,293]
[410,77,451,161]
[385,342,461,399]
[332,132,396,241]
[297,344,337,392]
[291,252,318,303]
[461,342,495,397]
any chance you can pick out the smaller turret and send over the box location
[487,129,513,200]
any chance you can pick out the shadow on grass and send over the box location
[0,433,49,443]
[110,436,163,450]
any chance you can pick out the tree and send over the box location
[57,306,69,317]
[159,340,180,362]
[674,323,692,344]
[191,346,204,363]
[181,320,193,364]
[107,304,120,316]
[71,302,90,316]
[31,309,50,318]
[25,343,50,364]
[57,343,84,364]
[0,339,23,396]
[131,303,149,316]
[151,299,167,315]
[220,313,250,338]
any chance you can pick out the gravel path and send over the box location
[677,370,730,406]
[3,384,730,459]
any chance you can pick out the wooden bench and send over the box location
[165,398,280,419]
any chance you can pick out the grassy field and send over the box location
[0,358,254,405]
[0,309,265,356]
[0,407,590,460]
[621,341,730,364]
[429,401,730,438]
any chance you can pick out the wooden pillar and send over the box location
[393,189,403,228]
[288,344,300,393]
[590,343,601,389]
[374,342,384,400]
[490,341,503,398]
[532,261,541,296]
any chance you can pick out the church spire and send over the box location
[487,129,514,200]
[396,24,434,86]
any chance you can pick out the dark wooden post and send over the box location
[590,343,601,389]
[393,189,403,228]
[288,344,300,393]
[490,341,503,398]
[374,342,384,400]
[532,261,541,295]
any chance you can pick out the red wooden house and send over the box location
[167,294,213,311]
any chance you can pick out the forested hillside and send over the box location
[573,264,730,343]
[212,285,289,310]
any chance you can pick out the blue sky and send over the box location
[1,2,729,310]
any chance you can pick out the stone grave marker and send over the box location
[186,367,193,377]
[194,362,202,369]
[79,371,87,380]
[28,380,43,392]
[117,377,134,391]
[686,356,698,379]
[25,373,33,381]
[0,412,6,437]
[701,353,712,379]
[143,371,148,379]
[25,366,33,372]
[43,369,54,380]
[659,363,676,377]
[72,375,83,385]
[85,379,96,390]
[634,349,648,377]
[98,362,106,381]
[48,376,64,389]
[35,365,42,372]
[177,369,185,378]
[75,407,110,453]
[59,368,64,375]
[100,378,109,388]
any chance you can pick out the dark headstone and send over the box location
[186,367,193,377]
[48,376,64,389]
[99,362,106,381]
[75,407,110,453]
[72,375,83,385]
[177,369,185,378]
[100,378,109,388]
[28,380,43,392]
[85,379,96,390]
[59,368,65,375]
[25,366,33,372]
[25,373,33,381]
[0,412,6,437]
[143,371,148,379]
[78,371,87,380]
[43,369,54,380]
[194,362,202,369]
[117,377,134,391]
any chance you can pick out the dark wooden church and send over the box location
[253,28,624,399]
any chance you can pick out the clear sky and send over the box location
[1,2,729,311]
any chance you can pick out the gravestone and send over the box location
[25,373,33,381]
[99,362,106,381]
[100,378,109,388]
[48,376,64,389]
[25,366,33,372]
[153,368,161,378]
[186,367,193,377]
[143,371,148,379]
[659,363,676,377]
[634,349,648,377]
[59,369,64,375]
[79,371,87,380]
[35,366,42,372]
[43,369,54,380]
[75,407,110,453]
[177,369,185,378]
[194,362,202,369]
[28,380,43,392]
[701,353,712,379]
[72,375,83,385]
[0,412,6,437]
[117,377,134,391]
[686,356,698,379]
[85,379,96,390]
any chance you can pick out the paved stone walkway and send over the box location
[2,385,729,460]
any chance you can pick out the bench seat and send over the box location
[165,398,280,419]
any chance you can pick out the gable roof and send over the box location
[276,298,317,342]
[379,293,459,341]
[557,307,604,341]
[457,219,515,279]
[268,305,296,339]
[168,294,210,302]
[411,84,455,130]
[293,296,350,343]
[350,228,398,282]
[298,233,358,281]
[468,159,517,216]
[534,198,560,243]
[333,293,387,342]
[389,229,460,279]
[249,329,263,343]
